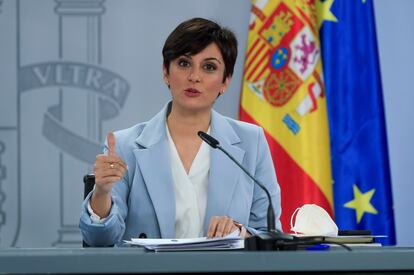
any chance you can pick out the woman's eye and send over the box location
[178,59,190,67]
[203,63,217,71]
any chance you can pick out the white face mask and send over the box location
[290,204,338,236]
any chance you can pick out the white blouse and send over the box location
[166,124,210,238]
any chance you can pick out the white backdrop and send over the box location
[0,0,412,247]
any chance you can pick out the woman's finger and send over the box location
[208,216,239,238]
[95,155,128,174]
[107,132,117,156]
[222,218,237,236]
[214,217,233,237]
[207,216,219,238]
[95,166,126,179]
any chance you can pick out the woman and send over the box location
[80,17,282,246]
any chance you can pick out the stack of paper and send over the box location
[124,232,243,251]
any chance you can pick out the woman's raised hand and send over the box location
[93,132,128,195]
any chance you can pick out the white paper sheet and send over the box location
[124,230,244,251]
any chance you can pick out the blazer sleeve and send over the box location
[246,127,282,233]
[79,141,130,247]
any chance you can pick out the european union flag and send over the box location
[320,0,395,245]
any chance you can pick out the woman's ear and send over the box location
[221,76,232,94]
[162,64,169,87]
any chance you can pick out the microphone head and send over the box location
[197,131,220,149]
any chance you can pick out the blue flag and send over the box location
[320,0,395,245]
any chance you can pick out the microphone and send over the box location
[198,131,276,232]
[198,131,296,250]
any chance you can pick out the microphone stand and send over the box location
[198,131,298,251]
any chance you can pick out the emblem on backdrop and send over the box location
[0,0,130,247]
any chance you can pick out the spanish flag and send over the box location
[239,0,334,232]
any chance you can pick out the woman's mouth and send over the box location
[184,88,201,97]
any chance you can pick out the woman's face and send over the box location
[163,42,231,113]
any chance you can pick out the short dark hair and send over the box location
[162,17,238,82]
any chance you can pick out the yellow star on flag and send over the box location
[316,0,338,29]
[344,184,378,223]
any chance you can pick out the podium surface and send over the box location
[1,246,414,274]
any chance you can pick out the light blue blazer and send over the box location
[80,103,282,246]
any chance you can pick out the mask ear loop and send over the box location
[290,207,301,234]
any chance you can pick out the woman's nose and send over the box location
[188,70,201,83]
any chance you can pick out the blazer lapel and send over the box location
[133,104,175,238]
[204,110,245,233]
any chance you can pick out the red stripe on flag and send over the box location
[253,63,268,83]
[244,42,266,75]
[247,49,269,81]
[246,38,260,62]
[239,107,333,232]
